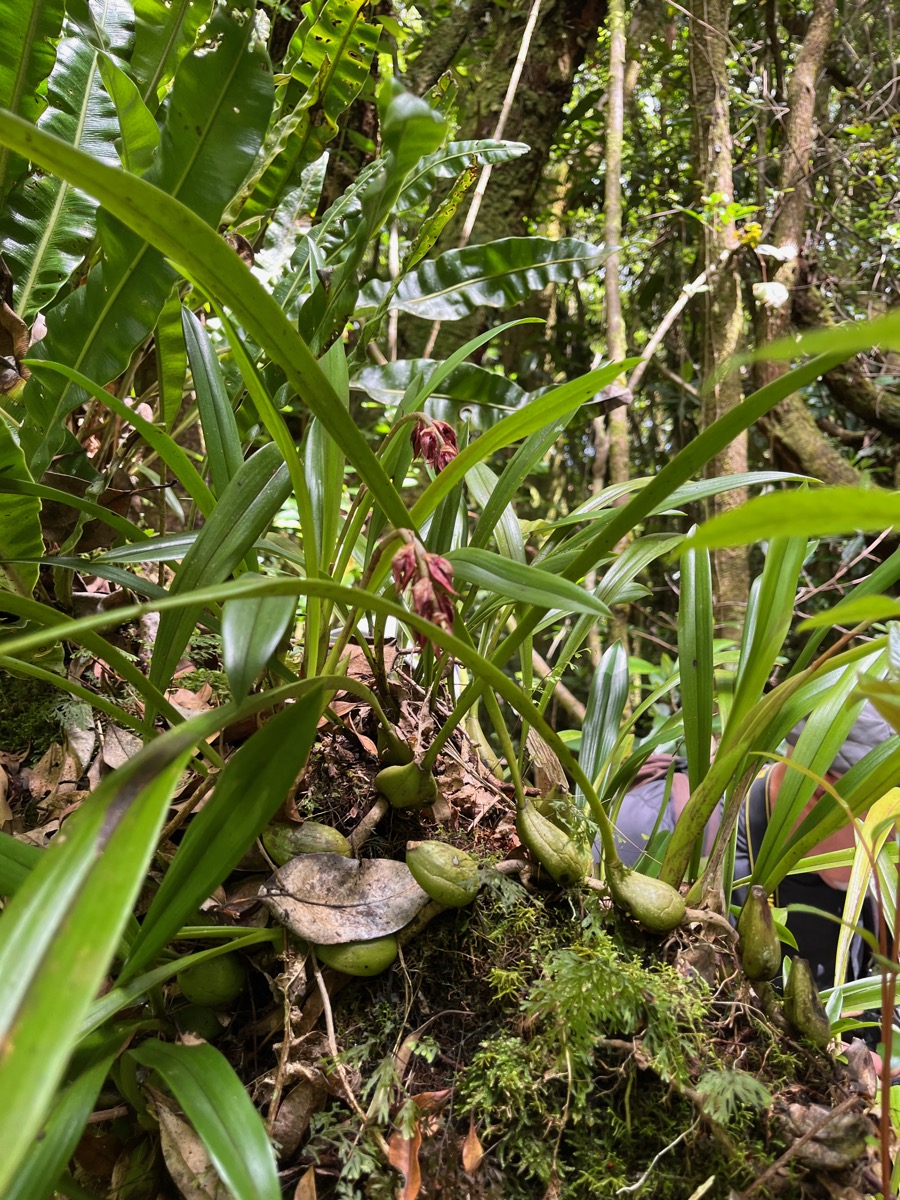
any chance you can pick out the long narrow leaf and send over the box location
[183,309,243,497]
[4,1047,117,1200]
[359,236,606,321]
[833,789,900,991]
[24,11,274,474]
[0,717,223,1192]
[0,107,412,531]
[410,358,640,525]
[129,1041,280,1200]
[149,442,291,693]
[0,830,42,895]
[0,415,42,596]
[30,358,214,515]
[678,531,714,794]
[685,486,900,549]
[0,0,64,200]
[726,537,807,741]
[575,643,629,808]
[121,692,323,981]
[448,547,611,617]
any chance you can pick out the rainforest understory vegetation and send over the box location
[0,0,899,1197]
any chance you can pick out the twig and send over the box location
[311,952,393,1161]
[267,932,303,1130]
[457,0,542,245]
[158,773,217,845]
[87,1104,129,1124]
[422,0,543,358]
[616,1118,700,1193]
[348,797,388,855]
[626,248,732,396]
[683,906,739,943]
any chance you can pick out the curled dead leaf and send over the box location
[388,1124,422,1200]
[462,1115,484,1174]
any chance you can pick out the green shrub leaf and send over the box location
[359,236,606,321]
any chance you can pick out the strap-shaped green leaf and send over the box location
[727,536,807,743]
[0,591,202,738]
[149,442,292,692]
[678,529,714,795]
[0,99,412,532]
[222,580,296,702]
[359,236,606,321]
[1,6,128,319]
[543,470,810,531]
[128,1041,280,1200]
[25,11,274,475]
[411,358,638,526]
[575,642,629,809]
[156,286,188,430]
[303,81,448,351]
[685,485,900,550]
[183,309,243,498]
[0,414,42,596]
[0,0,64,200]
[32,357,214,515]
[97,52,159,173]
[0,829,42,895]
[448,547,611,617]
[121,692,323,981]
[396,139,530,211]
[0,719,216,1193]
[4,1047,116,1200]
[353,357,529,413]
[305,339,349,571]
[131,0,213,107]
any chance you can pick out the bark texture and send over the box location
[792,269,900,440]
[405,0,605,363]
[690,0,748,634]
[751,0,857,484]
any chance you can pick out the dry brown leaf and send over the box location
[293,1165,318,1200]
[26,743,64,805]
[259,854,430,943]
[271,1079,328,1160]
[0,765,11,826]
[462,1115,484,1174]
[388,1125,422,1200]
[101,724,142,770]
[156,1102,230,1200]
[165,685,214,718]
[411,1089,452,1114]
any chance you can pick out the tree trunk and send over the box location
[690,0,748,636]
[407,0,605,365]
[593,0,631,660]
[751,0,856,484]
[792,266,900,439]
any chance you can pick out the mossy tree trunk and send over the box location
[592,0,631,660]
[403,0,606,367]
[751,0,855,484]
[690,0,748,638]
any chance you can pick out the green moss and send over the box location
[300,890,804,1199]
[0,670,72,755]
